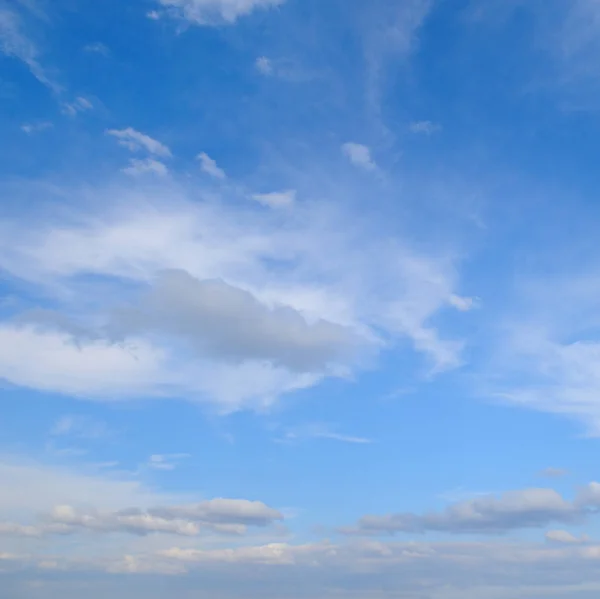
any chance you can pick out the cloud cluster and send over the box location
[8,537,600,599]
[0,499,283,539]
[107,128,171,177]
[342,484,600,536]
[0,177,469,409]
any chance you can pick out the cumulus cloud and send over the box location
[341,142,377,171]
[342,488,584,536]
[197,152,226,179]
[17,537,600,599]
[0,499,282,539]
[252,189,295,208]
[0,181,468,407]
[107,127,172,158]
[110,269,358,373]
[155,0,286,25]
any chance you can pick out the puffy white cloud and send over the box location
[156,0,286,25]
[110,269,357,373]
[0,180,468,407]
[0,325,171,400]
[0,500,281,539]
[341,142,377,171]
[343,488,582,535]
[252,189,295,208]
[107,128,172,158]
[197,152,226,179]
[150,499,283,526]
[0,323,317,408]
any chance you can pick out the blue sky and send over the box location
[3,0,600,597]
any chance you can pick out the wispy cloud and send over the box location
[197,152,226,179]
[20,121,52,134]
[409,120,441,135]
[62,96,93,116]
[252,189,295,208]
[50,415,110,440]
[83,42,109,55]
[122,158,169,177]
[0,2,60,94]
[108,127,172,157]
[154,0,287,25]
[147,453,191,471]
[282,423,372,445]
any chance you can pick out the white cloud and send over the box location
[342,142,377,171]
[480,265,600,432]
[448,294,476,312]
[0,325,171,400]
[540,467,569,478]
[151,498,283,526]
[0,181,468,407]
[156,0,286,25]
[62,96,93,116]
[147,454,191,471]
[123,158,169,177]
[252,189,295,208]
[0,455,182,517]
[283,423,371,445]
[342,487,582,536]
[363,0,433,133]
[0,322,320,409]
[546,530,589,545]
[0,497,282,540]
[108,128,172,158]
[0,4,60,93]
[83,42,109,55]
[197,152,226,179]
[409,120,441,134]
[111,269,357,373]
[255,56,273,75]
[21,121,52,134]
[50,415,109,439]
